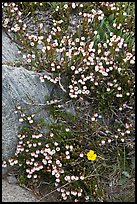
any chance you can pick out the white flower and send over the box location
[39,23,43,29]
[115,135,118,139]
[66,155,70,159]
[130,59,135,64]
[19,118,23,122]
[51,67,55,71]
[80,153,84,157]
[33,143,37,147]
[81,36,85,41]
[71,66,75,70]
[71,191,77,196]
[42,46,46,53]
[54,142,58,146]
[56,160,60,165]
[75,70,79,74]
[80,4,83,7]
[65,145,69,149]
[48,160,52,164]
[62,196,67,200]
[94,31,97,35]
[4,3,8,6]
[85,196,89,200]
[91,117,95,121]
[95,82,98,85]
[75,176,79,180]
[65,128,70,132]
[33,174,37,178]
[56,147,60,151]
[119,107,122,111]
[75,38,80,42]
[107,88,110,92]
[113,23,117,27]
[69,145,73,150]
[80,176,85,180]
[42,159,47,165]
[50,133,54,137]
[47,46,51,50]
[32,54,35,58]
[27,116,31,121]
[52,170,56,175]
[14,160,18,164]
[56,178,60,183]
[70,175,75,180]
[72,3,76,8]
[123,12,127,16]
[78,192,82,197]
[121,138,124,142]
[66,191,70,195]
[21,113,25,117]
[65,175,70,181]
[27,58,31,63]
[30,42,34,46]
[26,169,30,173]
[101,140,105,145]
[29,120,33,124]
[94,113,98,117]
[61,188,65,193]
[64,4,68,9]
[27,174,32,178]
[108,139,112,143]
[40,76,45,82]
[65,151,69,155]
[55,173,60,178]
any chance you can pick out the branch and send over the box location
[21,98,63,106]
[58,74,67,93]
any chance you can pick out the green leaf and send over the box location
[122,171,131,178]
[96,91,101,94]
[118,176,128,185]
[108,14,114,22]
[131,156,135,169]
[106,89,114,95]
[96,34,100,41]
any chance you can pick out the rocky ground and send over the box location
[2,178,37,202]
[2,172,60,202]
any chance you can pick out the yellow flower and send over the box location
[87,150,97,161]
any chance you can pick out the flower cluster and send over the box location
[3,105,100,201]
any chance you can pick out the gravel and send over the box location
[2,179,37,202]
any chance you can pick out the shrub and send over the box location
[2,2,135,202]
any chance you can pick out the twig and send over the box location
[36,181,51,189]
[36,166,100,202]
[110,108,125,127]
[36,181,70,202]
[21,98,63,106]
[58,74,67,93]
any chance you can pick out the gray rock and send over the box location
[2,179,37,202]
[2,29,20,63]
[2,65,57,175]
[7,175,18,184]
